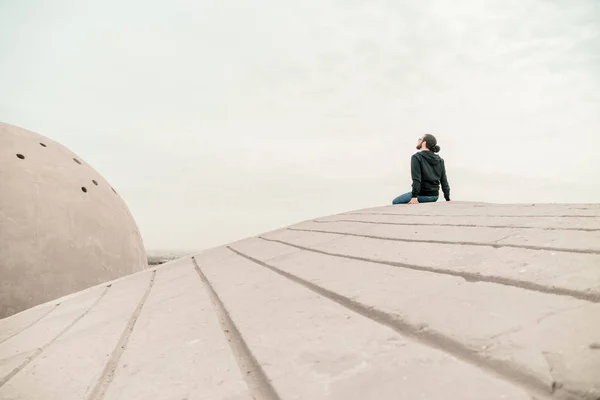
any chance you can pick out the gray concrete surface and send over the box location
[0,202,599,399]
[0,122,147,318]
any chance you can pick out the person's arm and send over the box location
[441,160,451,201]
[411,155,421,198]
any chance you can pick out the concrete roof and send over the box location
[1,202,599,400]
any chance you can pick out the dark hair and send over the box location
[423,134,441,153]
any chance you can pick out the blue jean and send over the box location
[392,192,439,205]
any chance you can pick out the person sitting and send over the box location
[392,134,451,205]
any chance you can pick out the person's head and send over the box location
[416,134,441,153]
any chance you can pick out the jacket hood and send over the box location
[417,150,442,165]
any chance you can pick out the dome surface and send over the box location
[0,122,147,318]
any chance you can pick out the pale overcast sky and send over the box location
[1,0,599,252]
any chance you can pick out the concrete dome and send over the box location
[0,122,147,318]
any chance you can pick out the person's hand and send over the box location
[408,197,419,205]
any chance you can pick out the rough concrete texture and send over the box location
[0,122,147,318]
[1,202,599,400]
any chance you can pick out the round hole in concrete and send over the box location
[81,187,87,193]
[92,180,98,186]
[73,158,81,165]
[16,154,25,159]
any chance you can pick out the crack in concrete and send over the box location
[287,227,600,255]
[315,219,600,232]
[483,304,587,344]
[535,304,589,325]
[0,303,61,346]
[86,270,156,400]
[347,212,600,219]
[492,233,521,244]
[488,326,525,341]
[227,246,561,400]
[259,236,600,303]
[0,285,111,387]
[191,257,281,400]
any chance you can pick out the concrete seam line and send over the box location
[227,246,566,400]
[347,212,600,219]
[0,303,61,346]
[315,218,600,232]
[86,270,157,400]
[287,227,600,255]
[191,256,281,400]
[0,286,111,387]
[260,236,600,304]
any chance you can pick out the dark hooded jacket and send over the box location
[411,151,450,201]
